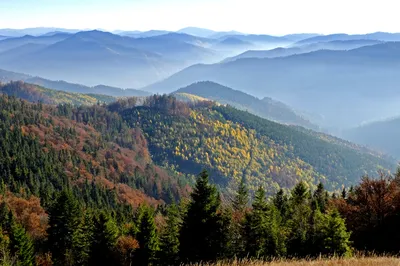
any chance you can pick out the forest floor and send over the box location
[190,257,400,265]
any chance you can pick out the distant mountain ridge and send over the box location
[173,81,317,129]
[0,30,219,88]
[0,68,150,97]
[296,32,400,44]
[143,41,400,129]
[222,39,383,62]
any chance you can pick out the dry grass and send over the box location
[187,257,400,266]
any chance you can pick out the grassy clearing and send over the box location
[187,257,400,266]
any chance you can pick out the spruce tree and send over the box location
[179,170,227,263]
[230,177,249,258]
[243,186,268,258]
[321,210,352,256]
[72,212,93,265]
[306,208,325,256]
[233,177,249,212]
[313,183,328,212]
[135,205,160,266]
[9,222,34,266]
[264,205,287,257]
[47,190,81,265]
[273,189,289,220]
[159,204,180,265]
[89,212,119,266]
[287,182,312,257]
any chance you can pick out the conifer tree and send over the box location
[159,204,180,265]
[135,205,159,265]
[9,222,34,266]
[321,210,352,256]
[243,186,268,258]
[89,212,119,266]
[291,182,309,206]
[264,205,287,257]
[230,177,249,258]
[306,208,325,256]
[179,170,227,263]
[287,182,312,257]
[273,189,289,220]
[0,202,8,229]
[0,227,13,266]
[72,212,93,265]
[313,183,328,212]
[233,177,249,212]
[47,190,81,265]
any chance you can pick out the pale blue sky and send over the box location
[0,0,399,35]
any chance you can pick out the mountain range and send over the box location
[0,68,149,97]
[222,39,383,62]
[172,81,317,129]
[144,42,400,129]
[0,81,393,193]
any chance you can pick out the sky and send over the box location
[0,0,399,35]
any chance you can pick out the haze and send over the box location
[1,0,400,35]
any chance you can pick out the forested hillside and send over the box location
[174,81,316,129]
[121,95,394,194]
[0,91,397,265]
[0,81,117,105]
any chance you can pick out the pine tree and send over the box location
[159,204,180,265]
[135,205,160,266]
[47,190,81,265]
[179,170,227,263]
[89,212,119,266]
[9,222,34,266]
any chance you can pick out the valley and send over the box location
[1,8,400,264]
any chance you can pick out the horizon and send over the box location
[1,27,400,37]
[2,0,400,35]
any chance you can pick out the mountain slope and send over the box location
[0,94,190,211]
[143,42,400,128]
[120,96,394,194]
[0,68,150,96]
[0,81,117,105]
[343,117,400,158]
[173,81,316,129]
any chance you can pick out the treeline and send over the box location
[0,170,354,265]
[2,164,400,265]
